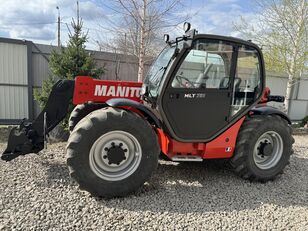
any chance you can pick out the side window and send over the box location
[171,41,233,89]
[231,46,261,116]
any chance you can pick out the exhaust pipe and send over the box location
[1,79,75,161]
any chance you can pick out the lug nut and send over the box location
[103,155,107,159]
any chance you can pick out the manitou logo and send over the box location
[94,85,141,98]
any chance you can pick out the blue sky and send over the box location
[0,0,257,50]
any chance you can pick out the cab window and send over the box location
[171,40,233,89]
[231,45,262,116]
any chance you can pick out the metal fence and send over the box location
[30,43,152,117]
[0,37,307,123]
[0,38,33,124]
[0,38,149,123]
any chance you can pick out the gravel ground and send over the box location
[0,136,307,230]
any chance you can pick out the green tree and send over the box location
[34,18,104,128]
[234,0,308,113]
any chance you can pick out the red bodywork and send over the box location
[260,87,271,103]
[73,76,245,159]
[156,117,245,159]
[73,76,143,104]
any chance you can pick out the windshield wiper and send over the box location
[151,66,165,83]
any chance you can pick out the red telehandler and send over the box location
[2,23,294,198]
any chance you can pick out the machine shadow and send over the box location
[36,160,77,188]
[96,155,307,213]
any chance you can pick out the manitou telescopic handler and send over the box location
[2,23,294,198]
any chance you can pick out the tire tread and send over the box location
[230,115,293,182]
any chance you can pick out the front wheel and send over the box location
[68,103,106,132]
[66,107,160,198]
[230,115,294,181]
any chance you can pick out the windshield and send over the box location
[144,45,176,97]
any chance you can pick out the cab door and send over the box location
[160,39,236,141]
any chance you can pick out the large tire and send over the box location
[230,115,294,182]
[68,103,106,132]
[66,107,160,198]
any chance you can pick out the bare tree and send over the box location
[234,0,307,113]
[96,0,190,82]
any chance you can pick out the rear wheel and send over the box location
[66,107,160,198]
[230,115,294,181]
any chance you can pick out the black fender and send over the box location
[250,105,291,124]
[106,98,161,127]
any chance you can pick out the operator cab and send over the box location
[143,23,264,142]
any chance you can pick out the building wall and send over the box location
[266,73,308,121]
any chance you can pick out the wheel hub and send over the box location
[258,141,273,157]
[89,131,142,181]
[104,143,128,165]
[253,131,283,170]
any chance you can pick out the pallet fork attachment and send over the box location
[1,80,74,161]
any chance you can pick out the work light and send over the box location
[164,34,170,43]
[183,22,191,33]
